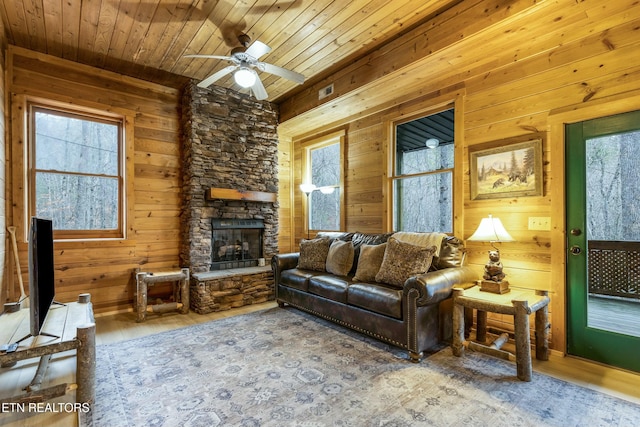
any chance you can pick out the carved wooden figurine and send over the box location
[483,250,506,282]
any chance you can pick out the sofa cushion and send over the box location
[308,275,350,303]
[392,231,446,257]
[347,282,402,319]
[375,237,436,288]
[392,232,466,270]
[280,269,323,292]
[297,237,330,271]
[353,243,387,282]
[433,236,466,270]
[325,240,355,276]
[350,232,394,275]
[316,231,354,243]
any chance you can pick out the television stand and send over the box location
[14,331,61,344]
[0,293,95,405]
[12,301,68,344]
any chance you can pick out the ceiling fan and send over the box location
[185,34,305,100]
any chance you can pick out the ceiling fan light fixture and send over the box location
[234,67,256,88]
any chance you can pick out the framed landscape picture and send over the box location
[470,138,543,200]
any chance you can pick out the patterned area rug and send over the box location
[82,307,640,427]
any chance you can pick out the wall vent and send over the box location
[318,83,334,100]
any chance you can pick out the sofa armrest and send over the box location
[271,253,300,285]
[404,266,478,306]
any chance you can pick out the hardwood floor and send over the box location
[1,301,639,427]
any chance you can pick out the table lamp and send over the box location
[467,215,515,294]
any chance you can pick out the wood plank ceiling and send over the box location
[0,0,460,102]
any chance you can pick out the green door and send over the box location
[566,110,640,372]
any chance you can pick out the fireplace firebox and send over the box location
[211,219,264,270]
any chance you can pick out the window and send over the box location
[303,134,343,232]
[29,104,124,239]
[392,109,454,232]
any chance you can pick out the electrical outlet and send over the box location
[528,217,551,231]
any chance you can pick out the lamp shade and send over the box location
[319,186,335,194]
[468,215,515,242]
[300,183,316,194]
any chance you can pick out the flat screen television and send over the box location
[28,217,56,337]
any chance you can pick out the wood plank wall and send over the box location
[280,0,640,351]
[276,134,294,254]
[0,23,7,305]
[5,46,182,313]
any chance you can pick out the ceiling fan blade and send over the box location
[198,65,237,88]
[184,54,233,61]
[261,63,305,85]
[251,74,269,100]
[245,40,271,60]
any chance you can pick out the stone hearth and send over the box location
[180,81,278,313]
[190,267,273,314]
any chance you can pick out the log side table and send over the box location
[451,286,550,381]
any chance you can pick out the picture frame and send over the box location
[470,138,543,200]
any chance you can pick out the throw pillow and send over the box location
[353,243,387,283]
[375,237,436,288]
[297,237,330,271]
[325,240,355,276]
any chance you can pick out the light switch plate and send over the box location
[528,217,551,231]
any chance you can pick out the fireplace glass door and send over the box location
[211,219,264,270]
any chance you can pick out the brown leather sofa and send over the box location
[271,231,478,362]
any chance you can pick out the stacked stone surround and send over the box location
[190,267,274,314]
[180,81,279,313]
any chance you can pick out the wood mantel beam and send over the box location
[206,188,277,203]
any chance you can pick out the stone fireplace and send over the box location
[180,81,279,313]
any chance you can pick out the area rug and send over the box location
[82,307,640,427]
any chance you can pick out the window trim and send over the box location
[301,130,346,234]
[25,98,130,241]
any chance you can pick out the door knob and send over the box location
[570,245,582,255]
[570,228,582,236]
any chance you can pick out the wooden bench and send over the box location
[135,268,190,322]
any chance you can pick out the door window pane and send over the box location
[586,130,640,241]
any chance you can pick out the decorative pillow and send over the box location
[353,243,387,283]
[349,232,394,275]
[375,238,436,288]
[297,237,330,271]
[325,240,355,276]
